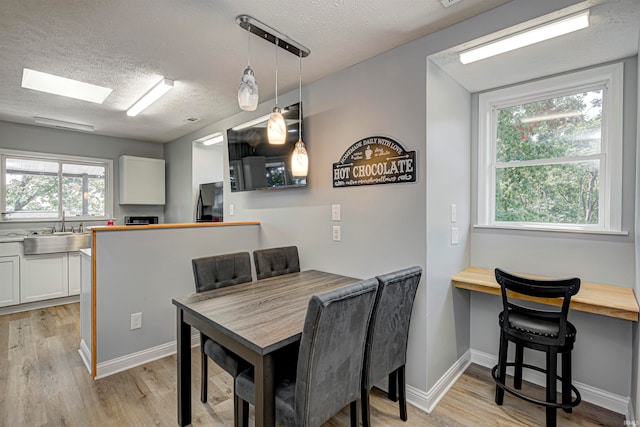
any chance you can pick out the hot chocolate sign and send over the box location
[333,136,416,187]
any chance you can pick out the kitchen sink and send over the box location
[23,232,91,255]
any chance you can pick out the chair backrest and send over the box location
[253,246,300,280]
[295,278,378,427]
[192,252,252,293]
[362,266,422,389]
[494,268,580,346]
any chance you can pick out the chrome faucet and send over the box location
[60,210,66,232]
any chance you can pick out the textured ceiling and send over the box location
[0,0,512,143]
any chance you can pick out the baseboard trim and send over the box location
[79,339,91,374]
[470,349,629,415]
[0,295,79,316]
[95,334,200,379]
[627,396,636,425]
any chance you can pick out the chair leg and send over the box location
[562,351,572,413]
[514,344,524,390]
[495,332,508,405]
[398,365,408,422]
[234,395,249,427]
[350,401,358,427]
[388,370,398,402]
[361,387,372,427]
[546,348,558,427]
[200,347,208,403]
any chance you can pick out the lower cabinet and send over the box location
[21,253,69,303]
[68,252,81,296]
[0,256,20,307]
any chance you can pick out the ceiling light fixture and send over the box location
[238,24,259,111]
[291,53,308,177]
[459,10,590,64]
[126,78,174,117]
[194,132,224,146]
[34,117,95,132]
[21,68,112,104]
[267,38,287,145]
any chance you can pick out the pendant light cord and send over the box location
[299,51,302,133]
[275,38,279,105]
[247,24,251,66]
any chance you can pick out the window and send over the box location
[1,150,113,222]
[477,63,623,233]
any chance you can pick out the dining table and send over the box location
[172,269,360,427]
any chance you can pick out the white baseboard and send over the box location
[470,349,630,415]
[0,295,79,316]
[419,349,472,413]
[95,334,200,379]
[627,396,636,425]
[79,339,91,374]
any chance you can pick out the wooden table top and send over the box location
[452,267,639,321]
[173,270,360,354]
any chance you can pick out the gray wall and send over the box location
[164,0,589,397]
[0,120,165,228]
[469,56,638,397]
[633,38,640,420]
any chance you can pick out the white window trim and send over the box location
[0,148,114,222]
[477,62,624,233]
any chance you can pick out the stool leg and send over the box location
[546,348,558,427]
[514,344,524,390]
[495,332,508,405]
[562,352,572,413]
[388,370,398,402]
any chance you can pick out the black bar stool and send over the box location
[492,268,582,427]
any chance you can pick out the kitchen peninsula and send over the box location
[80,222,260,378]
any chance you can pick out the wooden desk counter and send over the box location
[452,267,639,321]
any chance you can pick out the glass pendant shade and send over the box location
[291,140,308,177]
[238,66,259,111]
[267,106,286,144]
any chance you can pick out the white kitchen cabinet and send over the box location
[119,155,165,205]
[68,252,81,296]
[21,253,69,303]
[0,256,20,307]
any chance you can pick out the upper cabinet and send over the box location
[119,155,166,205]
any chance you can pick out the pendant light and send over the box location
[237,24,259,111]
[267,38,286,145]
[291,52,308,177]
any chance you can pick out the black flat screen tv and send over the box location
[226,102,306,192]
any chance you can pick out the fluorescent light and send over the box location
[21,68,113,103]
[459,10,590,64]
[34,117,95,132]
[194,132,224,146]
[127,78,174,117]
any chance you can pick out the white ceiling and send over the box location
[0,0,637,144]
[0,0,510,143]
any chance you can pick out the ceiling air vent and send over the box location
[185,117,200,123]
[441,0,463,7]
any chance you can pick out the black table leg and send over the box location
[254,353,275,427]
[177,308,192,426]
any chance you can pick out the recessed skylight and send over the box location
[21,68,113,104]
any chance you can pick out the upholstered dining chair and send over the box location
[235,278,379,427]
[361,266,422,427]
[191,252,253,425]
[493,268,581,427]
[253,246,300,280]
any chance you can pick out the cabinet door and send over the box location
[0,256,20,307]
[68,252,81,296]
[119,156,165,204]
[21,253,68,303]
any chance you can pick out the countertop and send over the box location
[89,221,260,231]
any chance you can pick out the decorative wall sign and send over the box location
[333,136,416,188]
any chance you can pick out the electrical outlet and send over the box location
[451,227,459,245]
[332,225,341,241]
[130,312,142,330]
[451,203,457,223]
[331,204,341,221]
[229,204,235,216]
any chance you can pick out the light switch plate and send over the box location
[451,227,459,245]
[332,225,341,241]
[229,204,235,216]
[451,204,457,223]
[331,204,341,221]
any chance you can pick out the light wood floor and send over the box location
[0,303,625,426]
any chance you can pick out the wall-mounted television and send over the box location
[226,102,306,192]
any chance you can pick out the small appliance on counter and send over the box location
[124,216,159,226]
[196,182,223,222]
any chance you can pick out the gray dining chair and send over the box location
[361,266,422,427]
[191,252,253,425]
[253,246,300,280]
[235,278,379,427]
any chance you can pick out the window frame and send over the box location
[477,63,624,233]
[0,149,113,223]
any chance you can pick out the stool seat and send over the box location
[499,311,576,340]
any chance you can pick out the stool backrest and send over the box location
[494,268,580,346]
[363,266,422,389]
[192,252,252,292]
[295,278,378,427]
[253,246,300,280]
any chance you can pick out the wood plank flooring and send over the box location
[0,303,625,426]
